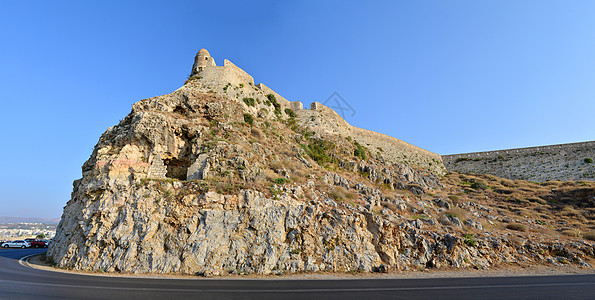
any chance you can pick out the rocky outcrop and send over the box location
[48,51,594,275]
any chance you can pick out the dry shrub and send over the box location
[561,228,581,237]
[559,206,587,222]
[512,207,532,216]
[264,169,278,182]
[508,236,524,247]
[584,231,595,241]
[500,179,516,188]
[250,127,264,141]
[494,188,514,195]
[381,201,399,213]
[444,208,467,220]
[506,223,527,232]
[438,214,452,226]
[329,186,357,202]
[526,197,547,205]
[303,188,315,200]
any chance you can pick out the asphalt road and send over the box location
[1,249,594,299]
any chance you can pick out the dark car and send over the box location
[24,238,48,248]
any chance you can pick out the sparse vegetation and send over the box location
[266,94,281,116]
[274,178,291,185]
[464,234,477,246]
[243,113,254,126]
[470,180,487,190]
[506,223,527,232]
[284,108,296,118]
[584,158,593,163]
[329,186,357,202]
[301,139,335,165]
[242,97,255,107]
[354,140,366,161]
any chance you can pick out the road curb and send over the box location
[18,253,40,268]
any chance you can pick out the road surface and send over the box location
[1,248,594,299]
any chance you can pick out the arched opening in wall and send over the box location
[163,157,190,180]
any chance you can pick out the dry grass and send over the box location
[329,186,358,202]
[444,208,467,220]
[380,201,399,213]
[561,228,581,237]
[584,231,595,241]
[506,223,527,232]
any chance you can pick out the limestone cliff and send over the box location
[48,50,594,275]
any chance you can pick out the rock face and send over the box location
[48,50,594,275]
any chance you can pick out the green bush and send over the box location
[470,181,487,190]
[584,158,593,163]
[284,108,296,118]
[455,157,471,163]
[301,139,334,164]
[243,113,254,126]
[463,234,477,246]
[266,94,281,115]
[242,97,255,107]
[274,178,291,185]
[354,141,366,160]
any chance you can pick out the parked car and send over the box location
[1,240,30,248]
[24,238,48,248]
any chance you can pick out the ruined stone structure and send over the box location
[443,141,595,181]
[184,49,446,175]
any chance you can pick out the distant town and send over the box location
[0,217,58,240]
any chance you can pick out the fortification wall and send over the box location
[197,59,254,86]
[185,50,446,175]
[296,102,446,174]
[255,83,304,111]
[443,141,595,181]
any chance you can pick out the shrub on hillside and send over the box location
[284,108,296,118]
[301,139,335,165]
[470,181,487,190]
[242,97,255,107]
[584,158,593,163]
[506,223,527,232]
[266,94,281,116]
[243,113,254,126]
[354,141,366,160]
[274,178,291,185]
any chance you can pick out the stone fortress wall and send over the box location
[296,103,446,174]
[443,141,595,181]
[185,49,447,175]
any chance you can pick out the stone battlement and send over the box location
[190,49,254,86]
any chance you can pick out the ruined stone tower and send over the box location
[190,48,216,75]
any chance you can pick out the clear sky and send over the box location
[1,1,594,218]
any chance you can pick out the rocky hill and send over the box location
[48,50,594,276]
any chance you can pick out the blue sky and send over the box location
[1,1,594,218]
